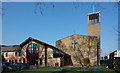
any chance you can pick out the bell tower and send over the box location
[88,12,100,65]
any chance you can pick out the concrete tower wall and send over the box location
[88,12,100,65]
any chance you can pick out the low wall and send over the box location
[47,57,61,67]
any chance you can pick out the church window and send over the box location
[27,44,38,53]
[15,60,17,63]
[23,59,25,63]
[12,60,14,63]
[9,60,11,63]
[15,52,17,57]
[27,43,38,65]
[19,59,21,63]
[6,53,8,57]
[19,52,21,56]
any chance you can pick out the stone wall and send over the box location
[47,47,53,58]
[37,58,61,67]
[47,58,61,67]
[56,34,98,66]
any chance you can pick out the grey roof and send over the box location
[20,37,70,56]
[52,47,70,56]
[1,45,21,52]
[1,37,70,56]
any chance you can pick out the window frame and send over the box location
[6,52,8,57]
[19,59,21,63]
[19,52,21,56]
[15,52,17,57]
[27,44,38,53]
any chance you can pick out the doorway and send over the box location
[26,44,38,65]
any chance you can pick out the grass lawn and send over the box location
[2,67,120,73]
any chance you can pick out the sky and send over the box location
[2,2,118,57]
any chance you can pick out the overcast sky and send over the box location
[2,2,118,57]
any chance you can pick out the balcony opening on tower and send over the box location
[89,13,100,24]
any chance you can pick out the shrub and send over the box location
[81,57,90,66]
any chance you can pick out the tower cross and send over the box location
[93,5,96,13]
[72,39,77,51]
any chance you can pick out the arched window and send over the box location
[27,44,38,53]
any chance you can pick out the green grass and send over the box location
[2,67,120,73]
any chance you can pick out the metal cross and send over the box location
[72,39,77,51]
[93,5,96,13]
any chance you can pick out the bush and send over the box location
[81,57,90,66]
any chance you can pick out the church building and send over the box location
[1,37,70,67]
[1,12,100,67]
[56,11,100,66]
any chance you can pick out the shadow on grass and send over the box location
[2,68,120,73]
[112,69,120,73]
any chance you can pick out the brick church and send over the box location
[1,12,100,67]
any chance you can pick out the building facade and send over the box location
[88,12,100,65]
[1,12,101,67]
[56,12,100,66]
[1,37,70,67]
[56,35,98,66]
[108,50,120,68]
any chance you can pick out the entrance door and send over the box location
[26,44,38,65]
[40,59,42,65]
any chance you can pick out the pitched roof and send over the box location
[20,37,70,56]
[20,37,50,47]
[1,37,70,56]
[1,45,21,52]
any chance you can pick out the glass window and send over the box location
[15,60,17,63]
[9,60,11,63]
[6,53,8,57]
[15,52,17,57]
[23,59,25,63]
[19,59,21,63]
[19,52,21,56]
[12,60,14,63]
[27,44,38,53]
[89,13,99,24]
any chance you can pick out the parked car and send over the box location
[14,63,24,70]
[14,63,29,70]
[2,62,18,71]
